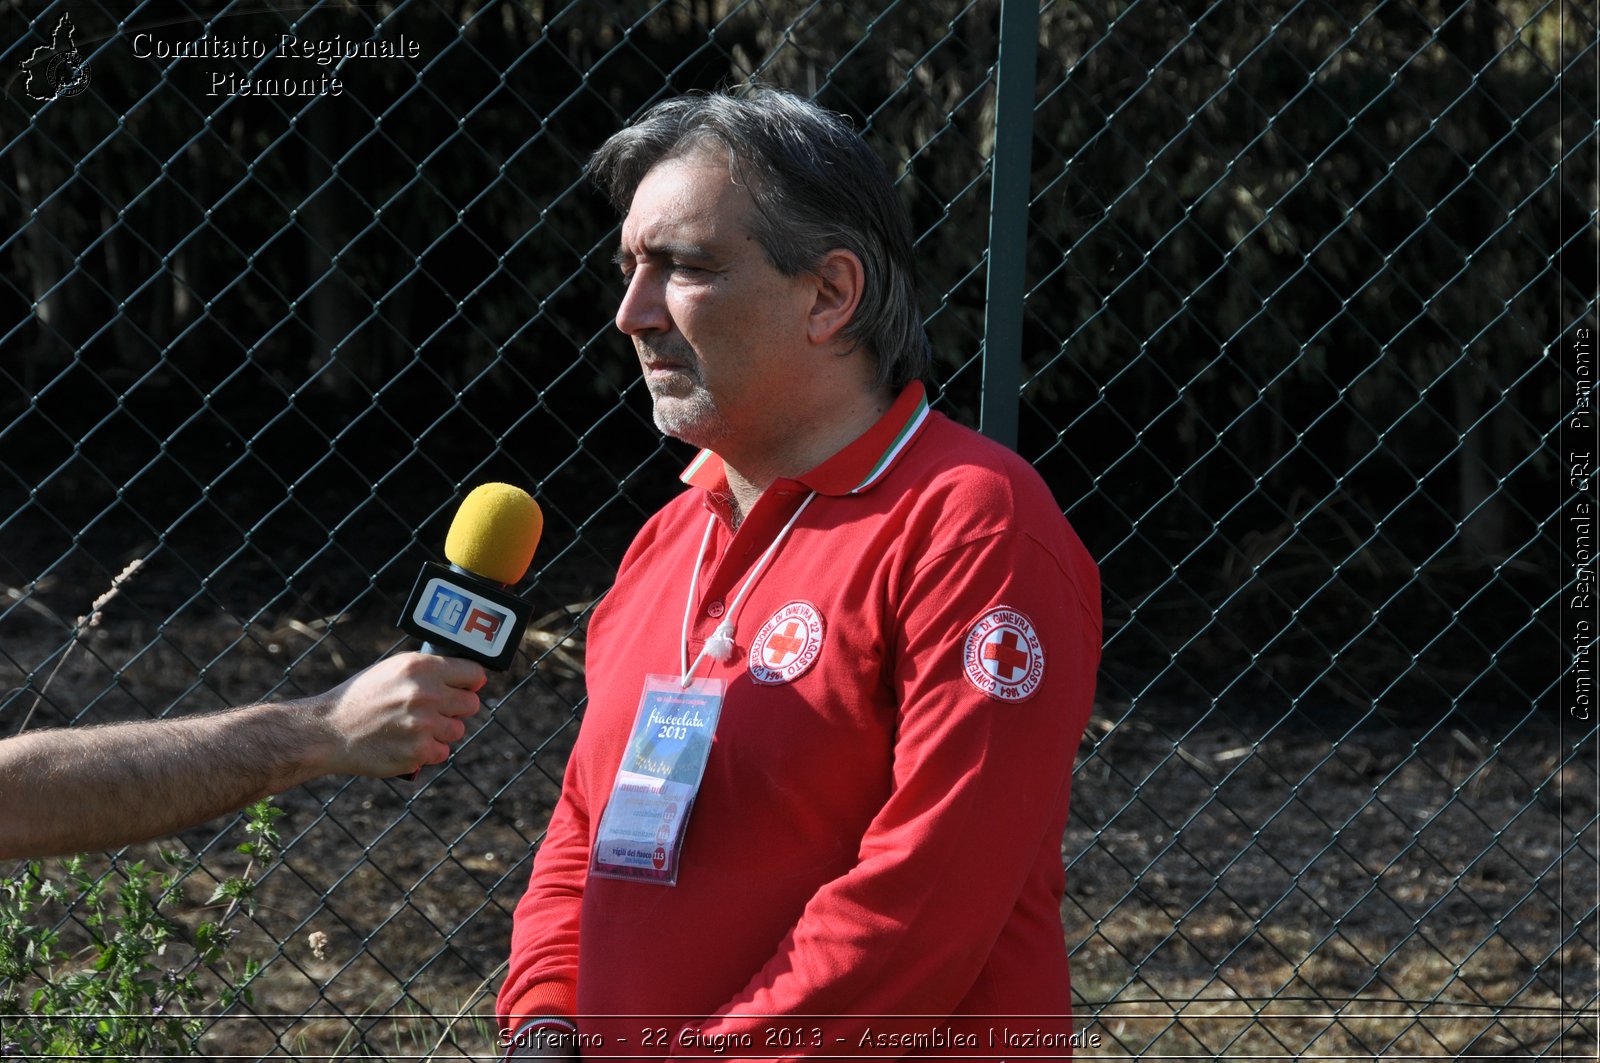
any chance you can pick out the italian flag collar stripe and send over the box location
[851,391,930,494]
[679,449,717,486]
[677,382,931,495]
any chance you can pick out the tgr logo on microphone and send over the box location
[414,579,513,656]
[399,561,531,669]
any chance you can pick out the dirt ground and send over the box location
[2,609,1595,1060]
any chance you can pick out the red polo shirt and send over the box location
[499,381,1101,1058]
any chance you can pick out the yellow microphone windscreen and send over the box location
[443,483,542,585]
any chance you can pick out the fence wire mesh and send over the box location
[1,0,1596,1058]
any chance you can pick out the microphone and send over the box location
[398,483,543,671]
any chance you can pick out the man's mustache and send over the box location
[638,339,700,372]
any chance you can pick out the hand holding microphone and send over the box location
[0,487,542,853]
[392,484,543,779]
[310,652,488,778]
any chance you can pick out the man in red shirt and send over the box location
[499,85,1101,1060]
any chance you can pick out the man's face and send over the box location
[614,150,817,451]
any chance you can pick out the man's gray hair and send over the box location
[589,85,932,390]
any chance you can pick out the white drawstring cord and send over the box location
[680,513,720,680]
[680,492,817,688]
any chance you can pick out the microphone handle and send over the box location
[396,568,512,781]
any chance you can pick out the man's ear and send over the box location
[807,249,865,347]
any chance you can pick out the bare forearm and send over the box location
[0,653,485,861]
[0,699,330,860]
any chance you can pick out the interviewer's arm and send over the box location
[0,652,486,860]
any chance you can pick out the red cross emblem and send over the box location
[749,601,825,685]
[981,629,1032,681]
[962,607,1044,702]
[764,621,807,667]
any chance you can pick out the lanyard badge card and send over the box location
[591,674,725,886]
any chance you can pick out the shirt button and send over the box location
[706,600,726,618]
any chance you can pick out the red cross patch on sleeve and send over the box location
[962,606,1045,702]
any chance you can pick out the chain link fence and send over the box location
[1,0,1596,1057]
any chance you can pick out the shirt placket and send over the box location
[687,482,813,664]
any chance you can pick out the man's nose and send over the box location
[615,271,669,335]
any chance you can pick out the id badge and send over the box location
[591,674,725,886]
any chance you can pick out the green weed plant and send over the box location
[0,799,281,1057]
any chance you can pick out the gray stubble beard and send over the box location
[648,370,728,448]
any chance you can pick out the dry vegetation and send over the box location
[3,609,1594,1060]
[1066,711,1597,1059]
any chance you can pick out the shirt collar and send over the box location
[679,380,931,497]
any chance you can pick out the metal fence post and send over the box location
[978,0,1039,449]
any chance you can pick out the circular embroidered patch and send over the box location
[748,600,826,685]
[962,606,1045,702]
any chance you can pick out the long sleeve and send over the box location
[497,725,592,1024]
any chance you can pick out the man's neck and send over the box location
[723,468,767,528]
[718,386,895,526]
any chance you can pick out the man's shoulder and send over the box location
[898,411,1061,517]
[889,411,1098,587]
